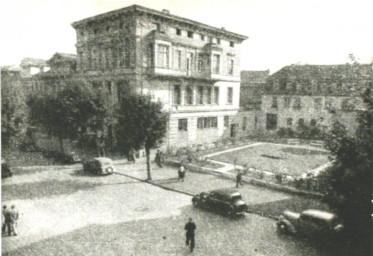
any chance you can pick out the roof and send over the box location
[210,188,241,196]
[241,70,270,84]
[270,64,372,81]
[20,57,47,67]
[72,4,248,41]
[48,52,77,64]
[1,65,22,72]
[301,210,336,221]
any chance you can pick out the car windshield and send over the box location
[231,195,242,201]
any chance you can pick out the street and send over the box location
[2,160,333,256]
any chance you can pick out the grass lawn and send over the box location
[210,144,330,176]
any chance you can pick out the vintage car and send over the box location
[276,209,344,238]
[82,157,116,175]
[1,159,13,179]
[192,189,248,216]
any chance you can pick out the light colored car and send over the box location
[82,157,116,175]
[276,209,344,238]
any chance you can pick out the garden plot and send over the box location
[209,144,330,176]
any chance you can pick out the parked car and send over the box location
[1,159,12,179]
[82,157,115,175]
[192,189,247,216]
[276,209,344,239]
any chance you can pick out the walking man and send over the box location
[2,205,7,234]
[184,218,196,252]
[155,150,162,168]
[236,171,243,188]
[6,205,19,236]
[178,165,185,182]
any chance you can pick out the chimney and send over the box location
[162,9,170,14]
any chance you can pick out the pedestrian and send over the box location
[178,164,185,182]
[10,205,19,236]
[4,204,17,236]
[184,218,196,252]
[159,150,165,166]
[155,150,162,168]
[2,205,7,234]
[128,149,136,163]
[236,171,243,188]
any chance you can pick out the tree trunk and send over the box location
[146,146,152,180]
[59,136,64,152]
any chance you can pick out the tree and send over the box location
[320,85,372,255]
[27,82,108,153]
[115,94,168,180]
[1,79,27,148]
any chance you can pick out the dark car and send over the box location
[276,209,344,239]
[192,189,247,216]
[82,157,116,175]
[1,159,13,179]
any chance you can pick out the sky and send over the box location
[0,0,372,73]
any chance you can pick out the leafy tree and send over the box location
[27,82,108,153]
[320,85,372,255]
[115,94,168,180]
[1,79,27,148]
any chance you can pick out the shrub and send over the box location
[277,127,296,138]
[275,173,283,184]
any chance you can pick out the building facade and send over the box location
[71,5,248,148]
[261,64,372,134]
[240,70,269,110]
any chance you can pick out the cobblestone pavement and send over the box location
[2,160,333,255]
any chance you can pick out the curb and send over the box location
[113,171,194,197]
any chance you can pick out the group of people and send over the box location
[2,205,19,236]
[155,150,165,168]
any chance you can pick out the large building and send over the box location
[71,5,248,148]
[260,64,372,134]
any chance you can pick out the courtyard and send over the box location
[1,156,335,256]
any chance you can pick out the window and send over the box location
[310,119,317,126]
[106,81,112,95]
[293,97,302,109]
[242,117,248,130]
[157,44,169,68]
[217,38,221,44]
[287,118,293,126]
[111,47,117,68]
[284,97,291,108]
[197,86,204,104]
[178,119,188,131]
[200,34,205,41]
[230,41,234,47]
[214,87,219,104]
[224,116,229,127]
[298,118,305,127]
[147,43,154,67]
[174,50,181,70]
[176,28,181,35]
[316,84,322,93]
[173,85,181,105]
[227,87,233,105]
[198,54,204,71]
[124,39,131,68]
[117,85,122,102]
[254,116,258,129]
[279,79,287,91]
[324,98,332,110]
[213,54,220,74]
[228,58,234,75]
[206,87,212,104]
[186,52,194,71]
[314,98,322,110]
[185,86,193,105]
[272,96,278,108]
[187,31,193,38]
[198,117,218,129]
[266,113,277,130]
[197,117,204,129]
[337,82,342,90]
[106,26,110,32]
